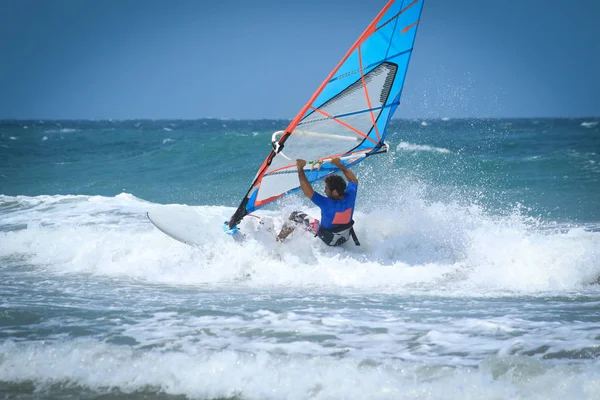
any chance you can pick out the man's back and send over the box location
[311,181,358,229]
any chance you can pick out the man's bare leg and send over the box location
[277,221,296,241]
[277,211,318,242]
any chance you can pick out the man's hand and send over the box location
[331,157,358,184]
[330,158,343,168]
[296,159,307,169]
[310,160,323,171]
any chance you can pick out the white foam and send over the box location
[396,141,451,154]
[1,192,599,294]
[43,128,79,133]
[0,339,598,399]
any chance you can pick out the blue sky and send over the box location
[1,0,599,119]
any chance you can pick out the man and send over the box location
[277,157,360,246]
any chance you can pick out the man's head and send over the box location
[324,175,346,199]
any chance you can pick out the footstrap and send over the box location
[350,227,360,246]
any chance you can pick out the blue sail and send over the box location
[229,0,424,228]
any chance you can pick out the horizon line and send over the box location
[1,116,599,122]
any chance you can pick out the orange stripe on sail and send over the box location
[400,0,420,17]
[266,164,296,175]
[374,0,419,35]
[358,46,381,142]
[264,147,375,176]
[402,20,419,34]
[309,106,379,146]
[323,148,378,160]
[254,193,285,208]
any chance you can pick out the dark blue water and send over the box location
[1,118,599,223]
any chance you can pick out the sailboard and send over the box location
[227,0,424,230]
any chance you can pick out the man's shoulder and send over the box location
[311,191,328,205]
[347,181,358,191]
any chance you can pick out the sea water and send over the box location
[1,118,599,399]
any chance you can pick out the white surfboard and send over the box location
[147,206,213,246]
[148,206,265,246]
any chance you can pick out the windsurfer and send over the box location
[277,157,360,246]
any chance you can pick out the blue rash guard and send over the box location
[310,181,358,230]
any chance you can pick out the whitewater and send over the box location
[1,118,599,399]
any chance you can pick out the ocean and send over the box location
[1,118,599,399]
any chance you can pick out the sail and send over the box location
[229,0,424,228]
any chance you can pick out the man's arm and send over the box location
[296,159,315,199]
[331,158,358,184]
